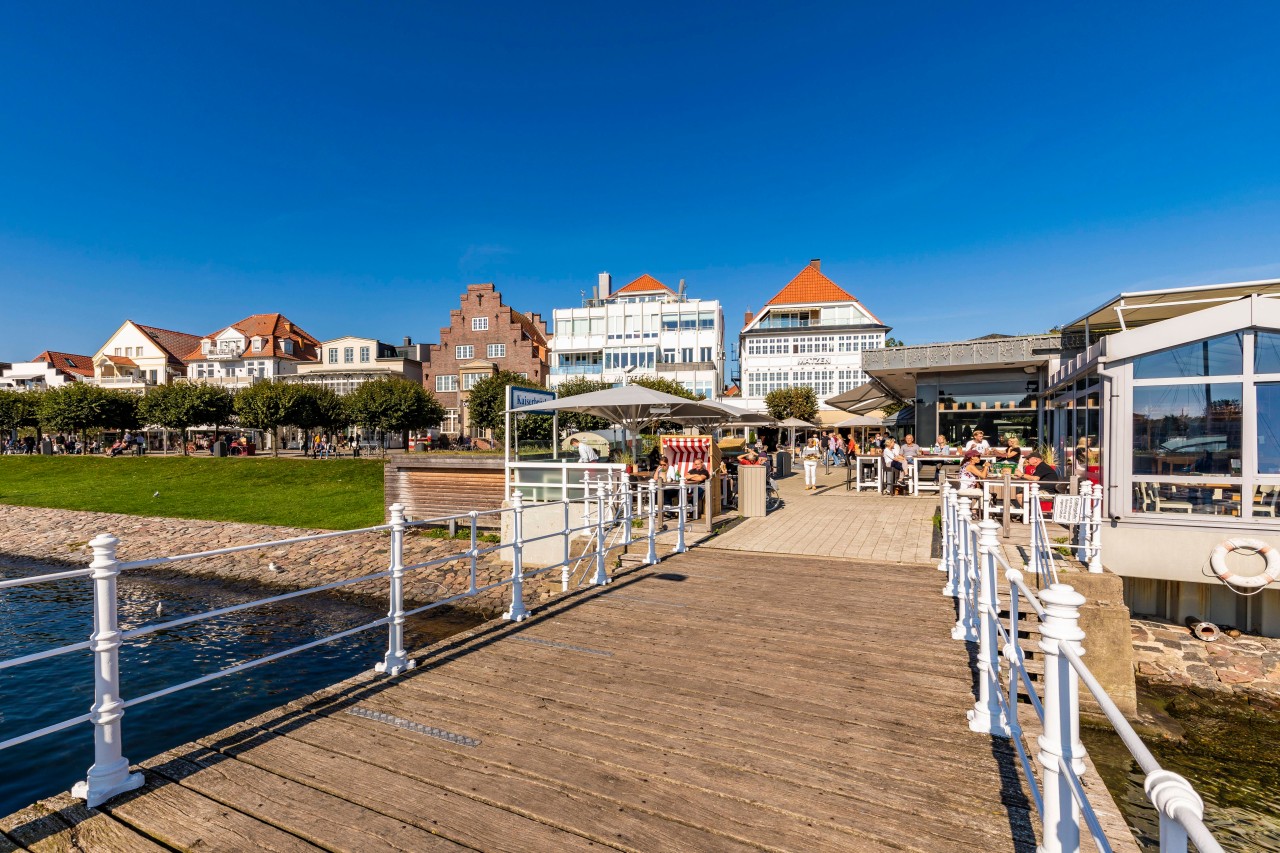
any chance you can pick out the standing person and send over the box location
[570,437,599,463]
[964,430,991,455]
[882,437,907,495]
[801,437,822,491]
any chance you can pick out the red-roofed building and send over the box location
[183,313,320,388]
[548,272,725,400]
[89,321,204,390]
[0,351,94,390]
[739,259,889,421]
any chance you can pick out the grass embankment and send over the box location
[0,456,385,529]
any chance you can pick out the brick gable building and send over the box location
[422,283,549,436]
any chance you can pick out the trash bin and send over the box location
[212,440,228,457]
[739,465,768,517]
[773,451,791,477]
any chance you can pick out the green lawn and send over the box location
[0,456,385,529]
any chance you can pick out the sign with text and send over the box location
[507,385,556,415]
[1052,495,1084,524]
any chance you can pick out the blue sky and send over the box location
[3,3,1280,376]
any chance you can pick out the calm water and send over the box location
[1082,686,1280,851]
[0,560,482,817]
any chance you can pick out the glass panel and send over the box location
[1256,332,1280,374]
[1131,480,1242,516]
[1132,333,1242,379]
[1257,383,1280,473]
[1132,383,1242,476]
[1251,484,1280,518]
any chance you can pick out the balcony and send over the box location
[178,376,264,388]
[657,361,716,373]
[550,364,604,376]
[90,375,154,388]
[204,347,244,360]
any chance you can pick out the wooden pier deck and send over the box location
[2,547,1044,852]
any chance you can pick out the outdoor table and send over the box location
[981,479,1030,524]
[911,455,963,494]
[853,455,882,493]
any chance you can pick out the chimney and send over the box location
[403,336,412,347]
[809,258,821,271]
[744,310,754,328]
[678,278,686,298]
[598,272,611,299]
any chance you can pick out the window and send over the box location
[1133,333,1243,379]
[700,347,712,363]
[681,348,694,363]
[662,348,676,364]
[435,375,458,392]
[252,337,263,351]
[113,347,121,356]
[462,372,486,390]
[343,347,354,364]
[123,347,132,357]
[1257,332,1280,374]
[1132,384,1242,477]
[359,346,370,363]
[135,347,143,357]
[456,345,474,360]
[487,344,506,358]
[472,317,489,331]
[282,339,294,355]
[518,373,528,379]
[328,348,338,363]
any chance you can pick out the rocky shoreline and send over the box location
[1131,617,1280,710]
[0,504,561,617]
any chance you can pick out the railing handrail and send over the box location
[938,482,1222,853]
[0,474,691,808]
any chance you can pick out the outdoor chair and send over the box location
[1143,482,1193,513]
[1255,486,1278,517]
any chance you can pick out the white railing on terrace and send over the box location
[0,474,697,809]
[507,460,628,503]
[939,482,1223,853]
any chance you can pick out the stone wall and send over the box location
[1132,618,1280,710]
[0,505,561,618]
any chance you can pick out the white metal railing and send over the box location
[507,460,629,503]
[939,483,1223,853]
[0,477,696,808]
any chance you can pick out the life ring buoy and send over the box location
[1209,538,1280,589]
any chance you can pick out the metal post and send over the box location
[1074,481,1089,561]
[1001,468,1012,539]
[468,510,479,594]
[1144,770,1203,853]
[503,490,530,621]
[1088,480,1103,573]
[970,520,1011,737]
[951,498,977,640]
[591,479,611,585]
[375,503,413,675]
[1037,583,1088,853]
[1028,482,1043,583]
[645,476,659,565]
[943,488,959,596]
[938,482,952,574]
[1005,568,1024,738]
[674,477,688,554]
[71,534,143,808]
[622,472,634,546]
[561,497,571,591]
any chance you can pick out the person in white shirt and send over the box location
[963,430,991,455]
[882,438,907,495]
[571,438,598,463]
[800,438,822,490]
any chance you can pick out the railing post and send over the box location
[938,481,952,574]
[1029,483,1043,582]
[1004,568,1024,738]
[591,479,611,585]
[468,510,479,594]
[942,487,959,596]
[969,520,1011,737]
[561,497,571,591]
[375,503,413,676]
[1144,770,1203,853]
[71,534,143,807]
[1074,481,1090,562]
[1088,481,1103,573]
[503,490,530,622]
[951,497,977,640]
[621,472,634,546]
[645,477,659,565]
[674,477,688,554]
[1037,583,1088,853]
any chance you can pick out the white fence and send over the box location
[0,475,698,808]
[939,482,1223,853]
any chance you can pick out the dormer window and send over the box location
[281,339,294,355]
[201,339,211,353]
[252,337,264,351]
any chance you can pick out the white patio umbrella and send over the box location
[776,416,816,451]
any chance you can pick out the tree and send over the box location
[138,384,234,454]
[550,376,610,432]
[0,390,42,437]
[629,375,700,400]
[884,336,906,348]
[765,387,818,423]
[38,384,137,438]
[345,377,444,450]
[234,382,293,457]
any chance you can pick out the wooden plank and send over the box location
[147,749,469,852]
[103,773,324,852]
[0,792,166,853]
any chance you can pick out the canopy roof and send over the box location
[834,414,885,428]
[1062,279,1280,334]
[776,416,816,428]
[509,385,727,425]
[825,381,895,414]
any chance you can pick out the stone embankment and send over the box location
[0,505,561,617]
[1132,617,1280,709]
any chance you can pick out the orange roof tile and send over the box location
[33,351,94,376]
[134,324,204,364]
[100,354,137,367]
[762,263,884,324]
[181,313,321,362]
[612,274,673,296]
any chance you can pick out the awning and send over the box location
[834,414,885,428]
[1,370,49,381]
[825,380,897,414]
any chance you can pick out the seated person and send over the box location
[684,457,711,506]
[882,438,907,494]
[958,449,990,494]
[999,436,1023,462]
[1010,452,1061,506]
[737,447,764,466]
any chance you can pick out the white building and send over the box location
[549,273,725,399]
[291,336,425,395]
[1,351,94,390]
[89,322,204,390]
[738,259,889,423]
[182,313,320,389]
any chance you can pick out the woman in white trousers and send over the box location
[801,437,821,490]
